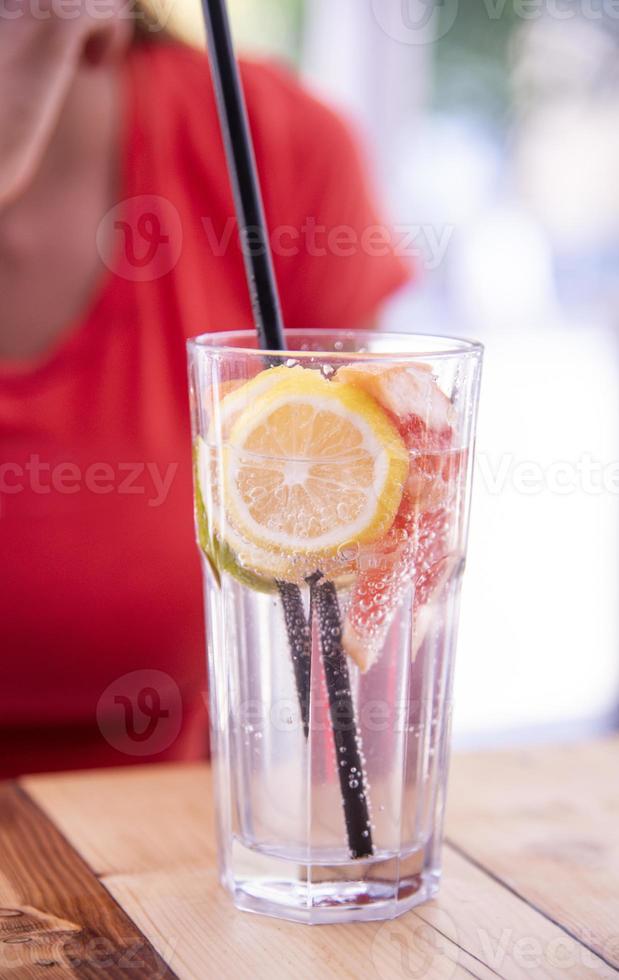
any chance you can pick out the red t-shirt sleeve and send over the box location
[131,46,412,334]
[243,63,412,329]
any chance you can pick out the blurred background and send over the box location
[165,0,619,746]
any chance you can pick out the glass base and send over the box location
[225,840,441,925]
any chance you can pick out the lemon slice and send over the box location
[199,366,308,582]
[224,369,408,557]
[197,365,376,584]
[207,365,306,442]
[196,434,355,587]
[197,435,291,582]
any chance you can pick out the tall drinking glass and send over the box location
[188,329,482,924]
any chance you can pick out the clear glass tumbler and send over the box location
[187,329,482,924]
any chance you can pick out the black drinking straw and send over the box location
[276,581,311,738]
[202,0,311,706]
[202,0,372,859]
[308,575,374,859]
[202,0,283,349]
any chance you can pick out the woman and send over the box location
[0,8,409,777]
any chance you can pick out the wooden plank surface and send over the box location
[23,763,213,877]
[103,847,617,980]
[103,862,477,980]
[22,740,619,980]
[445,736,619,970]
[0,784,175,979]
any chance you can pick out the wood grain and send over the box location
[21,739,619,979]
[432,848,616,980]
[103,864,475,980]
[0,784,175,979]
[446,737,619,970]
[102,847,617,980]
[22,763,213,876]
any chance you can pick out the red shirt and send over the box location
[0,42,409,777]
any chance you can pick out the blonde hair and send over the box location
[133,0,208,50]
[133,0,175,41]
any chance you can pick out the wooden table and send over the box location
[1,737,618,979]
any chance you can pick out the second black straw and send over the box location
[201,0,373,860]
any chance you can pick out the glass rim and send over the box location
[187,328,484,361]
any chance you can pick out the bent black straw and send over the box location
[202,0,284,351]
[201,0,313,731]
[276,581,311,738]
[307,575,374,859]
[201,3,372,847]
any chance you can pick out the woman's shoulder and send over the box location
[131,41,352,161]
[127,42,409,331]
[134,39,322,106]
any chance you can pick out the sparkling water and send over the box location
[188,329,482,924]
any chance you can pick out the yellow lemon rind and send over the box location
[224,371,408,559]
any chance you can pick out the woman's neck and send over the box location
[0,63,123,362]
